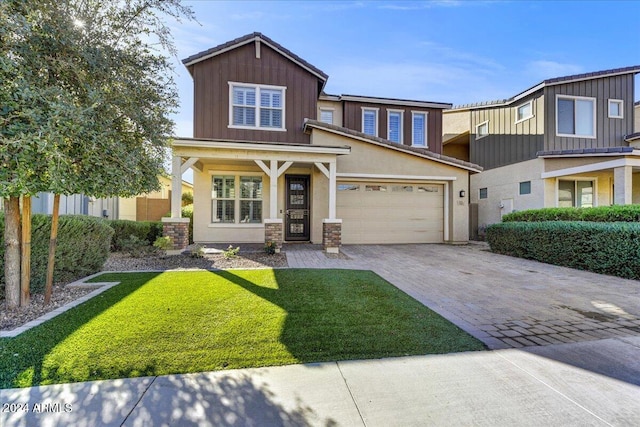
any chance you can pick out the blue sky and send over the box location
[168,0,640,138]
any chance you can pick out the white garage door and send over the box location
[336,182,444,244]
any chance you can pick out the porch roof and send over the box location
[537,146,640,158]
[171,137,351,156]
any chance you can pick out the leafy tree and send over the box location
[0,0,195,308]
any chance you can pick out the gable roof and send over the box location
[338,94,452,110]
[451,65,640,111]
[303,119,482,173]
[182,32,328,89]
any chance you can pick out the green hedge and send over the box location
[502,205,640,223]
[486,221,640,279]
[0,214,114,296]
[106,219,162,251]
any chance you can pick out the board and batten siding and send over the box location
[543,74,635,151]
[342,101,443,154]
[189,41,319,143]
[470,95,544,170]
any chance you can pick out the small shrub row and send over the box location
[106,219,163,251]
[502,205,640,223]
[486,221,640,280]
[182,204,194,244]
[0,213,114,296]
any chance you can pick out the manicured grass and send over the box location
[0,269,485,388]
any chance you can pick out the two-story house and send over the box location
[443,66,640,233]
[163,32,482,252]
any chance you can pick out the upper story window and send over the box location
[320,109,334,124]
[229,82,285,131]
[387,110,403,143]
[476,120,489,139]
[362,108,379,136]
[608,99,623,119]
[515,100,534,123]
[556,95,595,138]
[412,112,427,147]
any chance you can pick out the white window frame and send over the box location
[228,82,286,132]
[361,107,379,137]
[411,111,428,147]
[476,120,489,140]
[555,177,598,208]
[211,172,264,226]
[387,109,404,143]
[319,108,334,124]
[514,100,534,124]
[608,99,624,119]
[555,94,596,139]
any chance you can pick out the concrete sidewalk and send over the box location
[2,337,640,426]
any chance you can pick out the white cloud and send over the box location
[527,60,584,80]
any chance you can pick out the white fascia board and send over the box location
[171,138,350,155]
[340,95,451,109]
[337,173,457,181]
[540,157,640,178]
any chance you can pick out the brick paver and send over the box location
[284,243,640,349]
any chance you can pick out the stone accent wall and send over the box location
[322,221,342,253]
[163,220,189,251]
[265,221,283,251]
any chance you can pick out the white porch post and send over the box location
[270,160,278,218]
[171,155,182,218]
[614,165,633,205]
[328,161,337,219]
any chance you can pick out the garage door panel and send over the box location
[337,182,444,244]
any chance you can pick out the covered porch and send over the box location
[162,138,350,253]
[539,148,640,207]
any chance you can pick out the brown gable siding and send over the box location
[342,101,443,154]
[190,42,318,143]
[543,74,635,151]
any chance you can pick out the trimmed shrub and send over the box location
[502,205,640,223]
[106,219,163,251]
[0,213,114,296]
[486,221,640,279]
[182,204,193,244]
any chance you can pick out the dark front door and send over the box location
[285,175,310,241]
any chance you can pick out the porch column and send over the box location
[614,165,633,205]
[320,161,341,253]
[266,160,283,251]
[270,160,278,218]
[328,161,337,219]
[161,154,190,252]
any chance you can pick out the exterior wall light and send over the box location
[459,190,466,198]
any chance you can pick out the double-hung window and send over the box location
[556,95,595,138]
[387,110,403,143]
[362,108,378,136]
[412,112,427,147]
[229,82,285,130]
[212,175,263,223]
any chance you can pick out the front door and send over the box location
[285,175,310,241]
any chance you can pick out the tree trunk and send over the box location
[4,197,21,310]
[44,194,60,305]
[20,196,32,306]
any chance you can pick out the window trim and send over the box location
[411,111,428,148]
[555,94,596,139]
[519,181,531,195]
[211,172,264,225]
[514,100,534,124]
[228,82,287,132]
[319,108,334,124]
[479,187,488,199]
[387,109,404,143]
[361,107,379,137]
[608,99,624,119]
[476,120,489,140]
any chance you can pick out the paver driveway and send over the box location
[286,243,640,349]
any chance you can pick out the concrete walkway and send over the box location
[3,243,640,426]
[3,341,640,426]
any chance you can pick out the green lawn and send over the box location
[0,269,485,388]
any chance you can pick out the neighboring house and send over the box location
[26,176,192,221]
[444,66,640,232]
[635,101,640,132]
[163,32,482,252]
